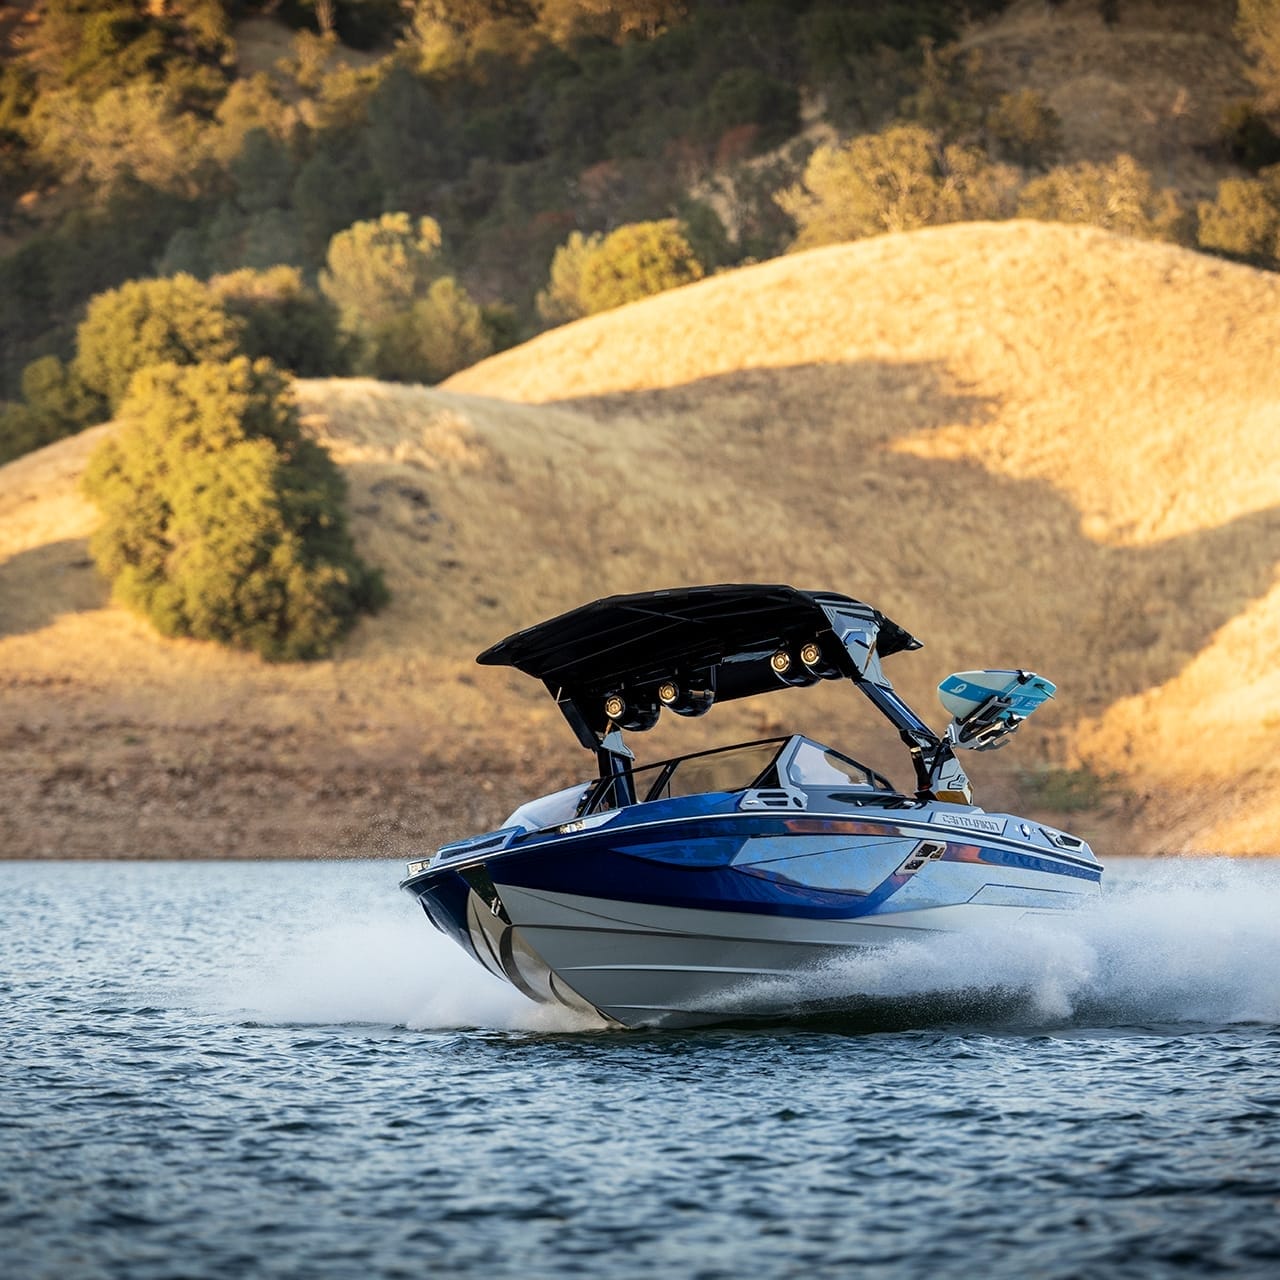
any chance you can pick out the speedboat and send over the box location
[401,585,1102,1027]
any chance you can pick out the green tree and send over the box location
[987,89,1062,169]
[25,0,232,101]
[73,274,244,411]
[1197,173,1280,264]
[26,82,207,200]
[209,267,352,378]
[537,220,706,321]
[1017,154,1187,243]
[319,212,446,338]
[583,219,704,314]
[706,68,801,152]
[901,40,993,142]
[291,146,380,259]
[778,125,1016,248]
[536,228,603,324]
[1238,0,1280,112]
[0,61,37,142]
[22,354,101,428]
[365,62,455,210]
[371,276,494,383]
[82,357,386,661]
[210,74,298,170]
[0,355,103,464]
[537,0,684,47]
[0,403,61,466]
[231,127,296,215]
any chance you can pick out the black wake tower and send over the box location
[478,584,974,805]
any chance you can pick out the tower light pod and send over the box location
[602,690,659,732]
[799,638,842,680]
[769,646,819,688]
[657,678,714,718]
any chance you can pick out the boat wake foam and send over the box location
[218,879,601,1033]
[723,857,1280,1031]
[214,858,1280,1034]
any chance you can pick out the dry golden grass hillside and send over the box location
[2,220,1277,857]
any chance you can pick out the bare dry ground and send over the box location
[2,221,1278,857]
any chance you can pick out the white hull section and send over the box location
[488,881,1094,1028]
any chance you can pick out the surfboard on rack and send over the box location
[937,670,1056,722]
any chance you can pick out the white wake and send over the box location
[212,857,1280,1032]
[771,857,1280,1027]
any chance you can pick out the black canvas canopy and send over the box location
[477,584,921,748]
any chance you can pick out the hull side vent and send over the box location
[740,788,806,811]
[899,839,947,875]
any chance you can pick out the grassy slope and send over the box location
[446,219,1280,854]
[2,221,1277,855]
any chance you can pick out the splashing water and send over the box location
[729,857,1280,1029]
[216,866,601,1033]
[217,857,1280,1033]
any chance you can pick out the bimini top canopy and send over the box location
[477,584,922,749]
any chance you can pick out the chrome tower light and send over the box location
[769,648,819,688]
[799,639,842,680]
[657,679,714,718]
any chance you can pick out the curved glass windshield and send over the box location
[648,739,783,802]
[576,735,899,816]
[785,738,890,790]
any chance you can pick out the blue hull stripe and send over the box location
[407,822,1099,937]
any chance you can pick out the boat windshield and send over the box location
[577,735,898,817]
[785,738,888,790]
[646,739,785,802]
[580,738,787,814]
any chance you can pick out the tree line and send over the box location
[2,0,1278,662]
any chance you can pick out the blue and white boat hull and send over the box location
[402,804,1101,1028]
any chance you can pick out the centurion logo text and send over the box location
[929,812,1008,835]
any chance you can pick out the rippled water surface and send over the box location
[4,857,1280,1278]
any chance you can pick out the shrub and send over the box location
[26,82,207,200]
[987,88,1061,169]
[1017,154,1188,243]
[0,403,64,466]
[209,267,352,377]
[22,354,103,430]
[537,229,603,324]
[73,274,244,411]
[778,125,1016,248]
[900,40,993,141]
[0,355,103,465]
[319,212,445,342]
[577,220,704,314]
[82,357,386,661]
[371,277,495,384]
[1197,174,1280,266]
[1238,0,1280,113]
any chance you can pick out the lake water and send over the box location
[3,856,1280,1278]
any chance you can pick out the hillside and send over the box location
[0,0,1265,406]
[2,220,1278,857]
